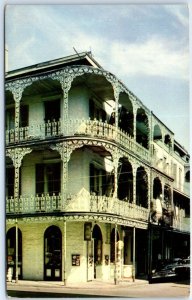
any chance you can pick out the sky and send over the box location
[5,4,190,151]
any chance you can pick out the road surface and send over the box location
[6,279,190,298]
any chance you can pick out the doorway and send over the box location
[6,227,22,279]
[92,225,103,279]
[44,226,62,281]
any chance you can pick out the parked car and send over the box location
[175,257,190,279]
[150,258,183,282]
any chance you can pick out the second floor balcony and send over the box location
[6,192,149,222]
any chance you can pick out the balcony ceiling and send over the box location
[72,74,114,101]
[23,78,62,96]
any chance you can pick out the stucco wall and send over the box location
[6,221,114,283]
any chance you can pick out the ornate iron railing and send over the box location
[89,195,149,221]
[6,193,149,222]
[6,119,149,161]
[6,194,62,213]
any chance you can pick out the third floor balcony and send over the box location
[6,118,150,161]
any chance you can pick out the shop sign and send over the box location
[72,254,80,266]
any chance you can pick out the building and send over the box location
[5,52,190,284]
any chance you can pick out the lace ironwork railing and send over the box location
[89,195,149,221]
[6,193,62,213]
[68,119,149,161]
[6,118,149,160]
[6,119,62,144]
[6,193,149,222]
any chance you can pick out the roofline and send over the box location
[152,111,174,135]
[152,111,190,155]
[174,139,189,156]
[5,51,103,79]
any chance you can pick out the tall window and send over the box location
[6,167,21,197]
[172,163,177,181]
[36,163,61,196]
[6,107,15,130]
[44,99,60,122]
[89,99,106,122]
[178,168,182,189]
[90,163,106,196]
[20,105,29,127]
[136,167,148,208]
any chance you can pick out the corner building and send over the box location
[5,52,190,283]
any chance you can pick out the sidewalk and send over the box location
[7,278,149,290]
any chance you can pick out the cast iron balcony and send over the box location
[6,192,149,222]
[6,118,150,161]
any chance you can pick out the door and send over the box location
[6,227,22,279]
[44,99,60,136]
[44,226,62,281]
[92,225,103,279]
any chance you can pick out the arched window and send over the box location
[92,225,103,265]
[136,167,148,208]
[153,177,162,199]
[164,134,171,147]
[118,92,134,137]
[117,158,133,202]
[185,171,190,182]
[44,225,62,281]
[136,108,149,149]
[153,124,162,141]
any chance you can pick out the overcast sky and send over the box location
[5,4,190,151]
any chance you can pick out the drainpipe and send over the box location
[15,218,18,283]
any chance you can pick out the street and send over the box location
[6,279,190,298]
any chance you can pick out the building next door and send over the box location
[44,225,62,281]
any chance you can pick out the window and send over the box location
[20,105,29,127]
[178,168,182,189]
[90,163,107,196]
[44,99,60,122]
[6,107,15,130]
[36,163,61,196]
[6,168,14,197]
[6,167,21,197]
[89,99,106,122]
[172,163,177,181]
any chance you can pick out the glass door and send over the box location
[44,226,62,281]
